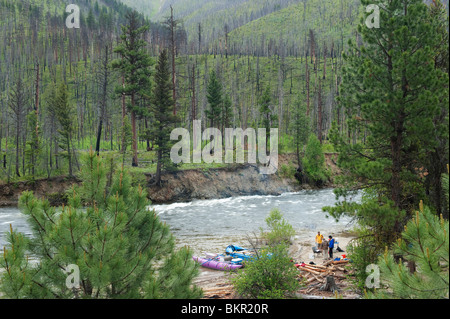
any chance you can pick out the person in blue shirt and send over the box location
[328,236,335,259]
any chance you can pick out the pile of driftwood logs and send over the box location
[295,259,352,295]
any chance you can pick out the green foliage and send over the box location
[205,70,223,127]
[261,208,296,246]
[24,110,41,180]
[303,134,328,186]
[346,226,383,290]
[222,94,233,129]
[0,150,202,299]
[333,0,449,213]
[279,163,296,179]
[230,244,300,299]
[231,208,298,299]
[120,115,133,157]
[48,82,77,177]
[228,0,361,54]
[291,96,310,158]
[146,49,179,185]
[367,204,449,299]
[256,85,278,155]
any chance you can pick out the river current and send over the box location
[0,188,360,255]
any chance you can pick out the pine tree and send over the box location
[325,0,449,236]
[259,86,277,150]
[25,109,41,180]
[303,134,328,186]
[8,75,28,178]
[146,49,179,186]
[368,202,449,299]
[291,95,310,165]
[48,82,76,177]
[0,150,202,299]
[205,70,223,128]
[222,94,233,131]
[112,10,153,167]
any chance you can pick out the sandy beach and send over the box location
[193,231,359,299]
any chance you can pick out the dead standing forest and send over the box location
[1,0,365,182]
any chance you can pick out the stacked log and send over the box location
[295,260,354,296]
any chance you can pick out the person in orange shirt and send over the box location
[315,231,324,250]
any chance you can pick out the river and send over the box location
[0,188,360,255]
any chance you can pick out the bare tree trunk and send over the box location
[306,58,310,116]
[131,107,138,167]
[169,5,177,115]
[318,78,323,144]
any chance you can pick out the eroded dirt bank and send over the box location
[0,153,339,206]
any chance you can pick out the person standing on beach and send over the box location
[315,232,324,250]
[328,236,335,259]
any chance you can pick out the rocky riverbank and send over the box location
[0,153,339,207]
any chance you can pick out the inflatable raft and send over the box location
[193,256,243,271]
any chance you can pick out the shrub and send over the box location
[302,134,329,186]
[262,208,296,245]
[367,203,449,299]
[279,163,296,179]
[230,244,300,299]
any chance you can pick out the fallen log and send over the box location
[322,259,334,266]
[307,264,328,270]
[331,273,347,279]
[332,260,349,265]
[302,264,327,272]
[298,267,321,275]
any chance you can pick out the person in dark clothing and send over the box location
[328,236,335,259]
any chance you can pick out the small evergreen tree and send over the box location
[48,82,76,177]
[0,150,202,299]
[368,202,449,299]
[231,244,299,299]
[261,208,296,246]
[112,10,153,167]
[146,49,179,186]
[205,70,223,128]
[259,86,278,150]
[303,134,328,186]
[291,96,310,164]
[25,109,41,180]
[232,209,299,299]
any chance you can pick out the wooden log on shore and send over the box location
[332,260,349,265]
[322,259,334,266]
[298,267,321,275]
[302,264,327,272]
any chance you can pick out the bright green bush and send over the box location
[302,134,329,186]
[368,203,449,299]
[262,208,296,245]
[230,244,300,299]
